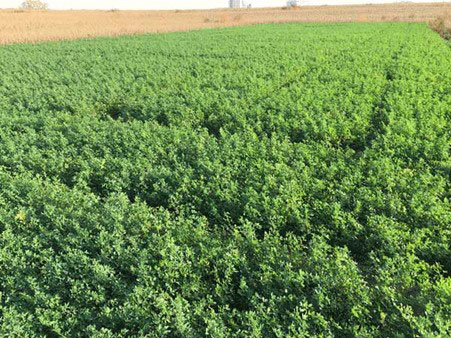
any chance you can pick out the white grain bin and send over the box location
[229,0,241,9]
[287,0,303,7]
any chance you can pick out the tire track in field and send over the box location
[241,25,401,148]
[251,25,392,109]
[359,28,410,155]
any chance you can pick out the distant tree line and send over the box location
[21,0,48,10]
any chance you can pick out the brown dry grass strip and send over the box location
[0,2,450,45]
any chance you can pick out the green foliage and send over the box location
[0,23,449,336]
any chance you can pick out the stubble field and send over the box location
[0,2,449,44]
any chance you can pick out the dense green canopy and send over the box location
[0,23,449,336]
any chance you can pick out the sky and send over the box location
[1,0,448,10]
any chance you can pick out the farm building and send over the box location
[229,0,241,8]
[287,0,303,7]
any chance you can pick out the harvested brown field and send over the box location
[0,2,450,44]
